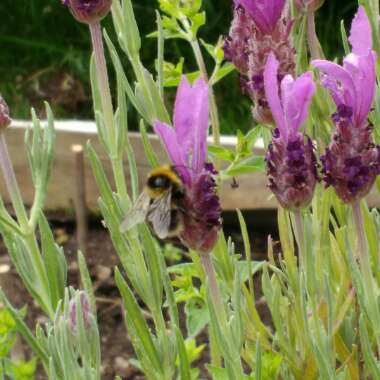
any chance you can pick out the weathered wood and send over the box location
[0,121,379,215]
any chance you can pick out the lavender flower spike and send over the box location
[264,53,318,209]
[0,95,11,130]
[224,0,295,123]
[154,77,222,253]
[312,6,380,204]
[62,0,112,24]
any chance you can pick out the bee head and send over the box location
[147,174,171,190]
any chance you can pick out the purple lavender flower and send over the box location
[0,95,11,130]
[264,53,317,209]
[224,0,295,123]
[312,6,380,204]
[62,0,112,24]
[154,77,222,253]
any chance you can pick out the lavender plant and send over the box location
[1,0,380,379]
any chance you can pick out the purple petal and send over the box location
[153,121,191,183]
[264,53,287,138]
[312,59,356,109]
[282,72,315,138]
[349,6,372,55]
[190,78,209,173]
[173,77,193,157]
[343,52,376,126]
[234,0,285,34]
[173,76,209,174]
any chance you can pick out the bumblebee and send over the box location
[120,165,185,239]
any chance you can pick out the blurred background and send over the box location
[0,0,357,134]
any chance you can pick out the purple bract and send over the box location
[312,6,380,203]
[154,77,222,253]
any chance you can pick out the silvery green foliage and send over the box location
[37,289,101,380]
[3,0,380,379]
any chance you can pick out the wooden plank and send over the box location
[0,121,379,215]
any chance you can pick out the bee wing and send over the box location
[147,190,172,239]
[119,192,151,233]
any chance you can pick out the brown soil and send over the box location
[0,213,278,379]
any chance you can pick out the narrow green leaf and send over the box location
[78,251,97,316]
[121,0,141,56]
[86,143,115,207]
[140,120,159,168]
[115,269,162,373]
[237,210,254,297]
[255,339,262,380]
[340,20,350,56]
[39,214,67,310]
[225,156,265,177]
[0,290,49,366]
[156,11,165,99]
[210,63,235,85]
[175,327,192,380]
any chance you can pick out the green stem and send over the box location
[352,201,369,263]
[0,133,29,229]
[200,253,225,321]
[90,22,129,200]
[28,184,44,229]
[293,209,305,270]
[89,22,115,146]
[111,157,129,205]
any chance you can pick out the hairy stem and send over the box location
[200,253,225,319]
[90,22,115,145]
[293,209,305,270]
[90,22,128,200]
[0,133,29,229]
[352,201,368,260]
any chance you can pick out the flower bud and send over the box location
[294,0,324,13]
[0,95,11,130]
[62,0,112,24]
[68,291,92,334]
